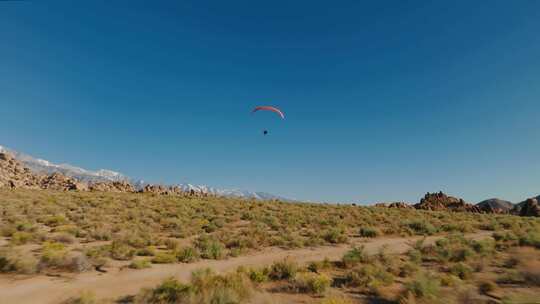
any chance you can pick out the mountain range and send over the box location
[0,145,288,201]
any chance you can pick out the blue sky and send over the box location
[1,1,539,203]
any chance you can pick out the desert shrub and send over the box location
[403,272,440,299]
[62,291,96,304]
[521,268,540,286]
[176,247,200,263]
[407,249,422,264]
[40,241,68,268]
[478,280,497,295]
[194,235,225,260]
[322,228,348,244]
[10,231,34,245]
[152,252,177,264]
[110,240,135,260]
[68,253,92,273]
[471,239,495,256]
[519,231,540,248]
[0,249,38,274]
[450,263,473,280]
[137,246,156,257]
[269,258,298,280]
[359,227,380,238]
[190,268,253,303]
[497,269,525,284]
[320,297,353,304]
[129,259,152,269]
[247,267,269,284]
[136,277,192,303]
[345,264,394,290]
[438,273,461,287]
[44,215,67,227]
[342,246,369,268]
[292,272,331,294]
[53,233,76,244]
[164,239,180,251]
[88,228,111,241]
[307,258,332,273]
[399,262,419,278]
[407,221,437,235]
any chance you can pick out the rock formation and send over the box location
[512,197,540,217]
[414,191,481,213]
[476,198,514,214]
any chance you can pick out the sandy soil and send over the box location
[0,231,492,304]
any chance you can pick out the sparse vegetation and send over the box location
[1,189,540,303]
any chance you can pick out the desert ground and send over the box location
[1,190,539,303]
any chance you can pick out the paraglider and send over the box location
[252,106,284,136]
[252,106,285,119]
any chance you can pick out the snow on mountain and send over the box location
[0,145,130,183]
[0,144,288,201]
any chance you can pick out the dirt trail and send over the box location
[0,231,491,304]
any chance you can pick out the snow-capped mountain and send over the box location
[0,144,289,201]
[0,145,128,183]
[175,184,290,200]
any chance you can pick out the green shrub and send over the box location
[519,231,540,248]
[152,252,177,264]
[342,246,369,268]
[320,297,353,304]
[194,235,225,260]
[110,241,135,261]
[0,249,38,274]
[403,272,440,299]
[137,277,192,303]
[407,221,437,235]
[137,246,156,257]
[399,262,419,278]
[292,272,331,294]
[129,259,152,269]
[450,263,473,280]
[359,227,380,238]
[176,247,199,263]
[269,258,298,280]
[322,228,348,244]
[63,291,96,304]
[478,280,497,295]
[345,264,394,289]
[307,258,332,273]
[40,241,68,268]
[10,231,33,245]
[248,268,269,284]
[44,215,67,227]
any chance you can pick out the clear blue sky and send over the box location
[1,1,539,203]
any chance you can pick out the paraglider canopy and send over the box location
[251,106,285,119]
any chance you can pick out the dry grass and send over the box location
[1,189,539,283]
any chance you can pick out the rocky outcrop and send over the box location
[476,198,514,214]
[1,152,47,189]
[414,191,481,213]
[374,202,412,209]
[88,181,136,193]
[1,152,88,191]
[40,172,87,191]
[512,197,540,217]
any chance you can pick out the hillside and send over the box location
[476,198,514,213]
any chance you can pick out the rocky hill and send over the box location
[513,196,540,217]
[0,152,86,191]
[414,191,481,213]
[0,151,225,199]
[476,198,514,214]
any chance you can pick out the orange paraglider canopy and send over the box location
[252,106,285,119]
